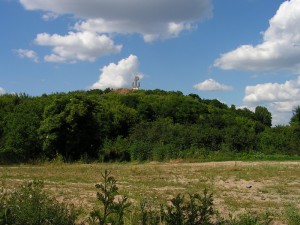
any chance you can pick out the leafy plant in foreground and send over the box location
[138,198,161,225]
[0,180,78,225]
[162,189,214,225]
[89,170,131,225]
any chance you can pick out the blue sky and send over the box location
[1,0,300,125]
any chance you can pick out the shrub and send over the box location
[100,137,131,162]
[89,170,131,225]
[0,180,78,225]
[162,189,214,225]
[138,198,161,225]
[129,141,153,161]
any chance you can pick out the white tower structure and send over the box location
[132,75,140,90]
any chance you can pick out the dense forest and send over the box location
[0,88,299,163]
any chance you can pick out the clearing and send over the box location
[0,161,299,223]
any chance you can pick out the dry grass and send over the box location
[1,161,299,223]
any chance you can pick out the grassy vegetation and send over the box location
[0,161,299,224]
[0,180,78,224]
[182,151,300,162]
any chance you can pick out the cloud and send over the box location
[243,76,300,125]
[19,0,212,21]
[193,79,233,91]
[74,19,194,42]
[214,0,300,72]
[35,31,122,63]
[244,77,300,103]
[20,0,212,42]
[42,12,59,21]
[19,0,211,63]
[90,55,143,90]
[14,49,39,62]
[0,87,5,95]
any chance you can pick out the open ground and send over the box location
[0,161,299,224]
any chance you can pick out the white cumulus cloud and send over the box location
[243,76,300,125]
[75,19,194,42]
[194,79,233,91]
[244,77,300,103]
[35,31,122,63]
[90,55,143,90]
[42,12,59,21]
[20,0,212,42]
[14,49,39,62]
[214,0,300,72]
[0,87,5,95]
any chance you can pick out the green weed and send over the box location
[285,206,300,225]
[89,170,131,225]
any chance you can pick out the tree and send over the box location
[223,117,257,152]
[290,106,300,126]
[38,94,101,160]
[137,102,155,122]
[258,126,294,154]
[255,106,272,127]
[289,106,300,154]
[1,101,42,162]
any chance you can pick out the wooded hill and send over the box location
[0,88,299,163]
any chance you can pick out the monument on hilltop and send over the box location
[132,75,140,90]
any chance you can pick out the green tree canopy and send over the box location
[255,106,272,127]
[290,106,300,126]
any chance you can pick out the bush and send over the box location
[100,137,131,162]
[152,144,177,161]
[138,198,161,225]
[162,189,214,225]
[129,141,153,161]
[89,170,131,225]
[0,180,78,225]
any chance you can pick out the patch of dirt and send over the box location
[112,88,136,95]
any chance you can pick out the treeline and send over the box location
[0,89,299,163]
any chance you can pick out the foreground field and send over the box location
[1,161,299,224]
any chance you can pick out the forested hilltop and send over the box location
[0,88,299,163]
